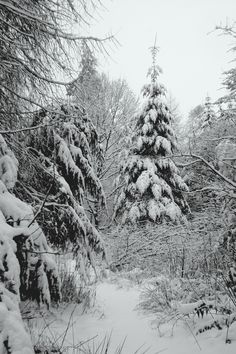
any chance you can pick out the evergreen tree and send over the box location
[67,42,101,107]
[18,103,106,279]
[200,95,216,130]
[114,45,189,224]
[0,134,62,353]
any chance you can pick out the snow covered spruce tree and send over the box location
[114,46,189,223]
[0,134,63,353]
[200,95,216,131]
[21,103,106,282]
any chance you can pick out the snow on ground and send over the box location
[31,278,236,354]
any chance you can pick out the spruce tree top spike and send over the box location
[205,94,210,104]
[148,36,161,83]
[204,95,211,113]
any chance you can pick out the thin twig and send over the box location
[28,183,53,228]
[0,124,49,134]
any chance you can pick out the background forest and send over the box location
[0,1,236,353]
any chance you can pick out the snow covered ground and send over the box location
[31,278,236,354]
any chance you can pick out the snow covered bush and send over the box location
[139,274,236,340]
[114,48,189,224]
[139,276,216,315]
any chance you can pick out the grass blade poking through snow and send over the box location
[77,333,153,353]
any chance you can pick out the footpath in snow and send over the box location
[33,279,236,354]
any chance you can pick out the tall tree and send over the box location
[0,0,111,130]
[114,45,189,224]
[67,48,138,225]
[67,41,101,112]
[182,104,205,149]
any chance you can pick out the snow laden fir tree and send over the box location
[0,103,107,352]
[25,103,106,278]
[114,46,189,223]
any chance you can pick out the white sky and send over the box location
[88,0,236,118]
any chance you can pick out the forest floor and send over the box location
[30,275,236,354]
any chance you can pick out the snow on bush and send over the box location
[139,274,236,338]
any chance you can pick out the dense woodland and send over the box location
[1,1,236,353]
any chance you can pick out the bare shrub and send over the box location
[107,211,222,278]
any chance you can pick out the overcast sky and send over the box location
[88,0,236,118]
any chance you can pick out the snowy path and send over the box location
[36,280,236,353]
[56,280,236,354]
[76,282,159,353]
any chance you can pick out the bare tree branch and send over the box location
[0,124,48,134]
[174,153,236,188]
[206,136,236,141]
